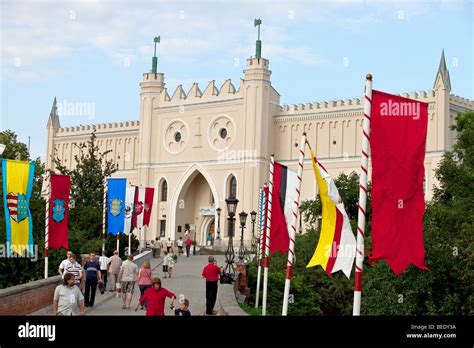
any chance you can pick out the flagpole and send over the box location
[255,185,265,308]
[262,156,275,316]
[44,174,51,279]
[128,232,132,256]
[282,133,306,316]
[117,233,120,257]
[353,74,373,316]
[102,179,107,253]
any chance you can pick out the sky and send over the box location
[1,0,473,160]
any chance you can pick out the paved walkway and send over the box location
[88,255,225,316]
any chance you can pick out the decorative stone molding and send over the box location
[163,119,189,154]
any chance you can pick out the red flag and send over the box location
[143,187,154,227]
[48,174,70,250]
[369,90,429,275]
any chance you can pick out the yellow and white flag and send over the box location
[306,149,356,278]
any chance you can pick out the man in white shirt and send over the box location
[166,238,173,253]
[58,250,73,279]
[98,251,109,290]
[53,273,85,316]
[118,255,138,309]
[177,237,184,256]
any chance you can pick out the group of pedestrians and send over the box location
[53,245,224,317]
[152,236,194,258]
[54,249,123,315]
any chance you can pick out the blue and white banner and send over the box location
[107,178,126,236]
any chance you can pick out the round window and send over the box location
[174,131,182,142]
[219,128,228,139]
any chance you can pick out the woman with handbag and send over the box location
[137,260,153,310]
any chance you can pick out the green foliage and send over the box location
[246,113,473,315]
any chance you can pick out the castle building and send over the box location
[45,48,474,246]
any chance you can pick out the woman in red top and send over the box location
[135,277,175,316]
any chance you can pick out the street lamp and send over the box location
[216,207,221,240]
[250,210,257,253]
[238,211,248,262]
[223,196,238,279]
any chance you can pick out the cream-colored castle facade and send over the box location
[45,50,474,247]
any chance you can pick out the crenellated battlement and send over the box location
[159,79,243,107]
[449,94,474,108]
[278,89,438,116]
[56,120,140,136]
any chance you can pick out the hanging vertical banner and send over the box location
[107,178,127,236]
[369,90,429,275]
[143,187,155,227]
[48,174,70,250]
[132,187,145,229]
[269,162,298,254]
[1,159,35,256]
[124,185,137,235]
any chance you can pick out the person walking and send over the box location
[83,252,102,308]
[107,250,122,292]
[99,251,109,290]
[137,260,153,310]
[184,237,192,258]
[168,250,176,278]
[134,277,175,316]
[162,251,169,278]
[166,238,173,253]
[207,233,212,246]
[202,256,221,315]
[64,254,83,288]
[153,237,161,258]
[177,237,184,256]
[119,255,138,309]
[53,273,85,316]
[58,250,73,279]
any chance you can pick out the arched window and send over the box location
[160,180,168,202]
[229,175,237,198]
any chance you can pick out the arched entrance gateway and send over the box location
[170,165,219,246]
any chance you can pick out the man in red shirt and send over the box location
[184,237,193,257]
[202,256,221,315]
[135,277,175,316]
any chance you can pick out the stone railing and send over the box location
[0,275,62,315]
[216,283,248,316]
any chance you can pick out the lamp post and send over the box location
[250,210,257,254]
[215,207,222,247]
[238,211,248,262]
[224,197,238,279]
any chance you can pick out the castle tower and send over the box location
[239,21,281,214]
[137,37,165,186]
[433,49,452,151]
[46,97,60,171]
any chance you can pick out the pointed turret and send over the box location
[47,97,60,129]
[433,49,451,91]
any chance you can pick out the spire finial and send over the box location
[152,36,160,73]
[254,18,262,59]
[439,49,447,73]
